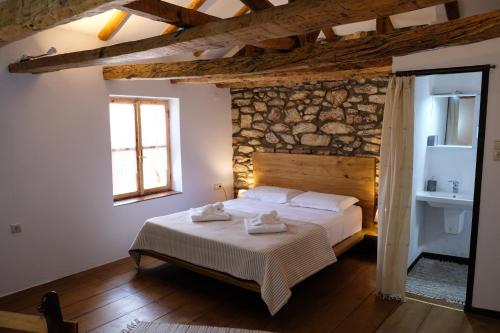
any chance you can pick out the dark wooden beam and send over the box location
[239,0,274,11]
[122,0,217,27]
[321,27,338,42]
[195,6,253,58]
[376,17,394,34]
[174,60,393,87]
[0,0,133,47]
[212,66,393,88]
[163,0,207,34]
[236,0,297,54]
[9,0,455,73]
[101,9,500,83]
[445,1,460,20]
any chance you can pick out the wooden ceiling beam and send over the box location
[122,0,217,27]
[98,10,131,41]
[213,66,393,88]
[99,0,211,41]
[172,59,393,86]
[195,5,251,58]
[0,0,134,47]
[163,0,207,35]
[376,17,394,34]
[239,0,274,11]
[235,0,300,55]
[321,27,338,42]
[101,9,500,83]
[9,0,455,73]
[445,1,460,20]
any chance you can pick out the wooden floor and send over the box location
[1,241,499,333]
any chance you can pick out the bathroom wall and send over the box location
[409,76,433,265]
[409,73,481,264]
[425,147,476,195]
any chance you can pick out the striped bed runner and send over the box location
[123,321,275,333]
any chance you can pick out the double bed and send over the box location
[130,153,376,315]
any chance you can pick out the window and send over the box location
[109,98,171,201]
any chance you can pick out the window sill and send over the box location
[113,191,181,207]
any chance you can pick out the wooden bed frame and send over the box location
[137,153,376,293]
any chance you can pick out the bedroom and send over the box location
[1,0,500,332]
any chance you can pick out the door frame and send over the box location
[396,65,491,311]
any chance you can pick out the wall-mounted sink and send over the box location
[416,191,473,209]
[416,191,473,234]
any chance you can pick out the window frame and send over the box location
[110,97,171,201]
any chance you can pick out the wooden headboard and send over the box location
[253,153,376,229]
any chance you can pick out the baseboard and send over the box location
[407,252,469,274]
[466,306,500,318]
[407,253,423,273]
[421,252,469,265]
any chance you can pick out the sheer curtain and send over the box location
[376,76,415,300]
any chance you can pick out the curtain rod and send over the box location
[395,65,495,77]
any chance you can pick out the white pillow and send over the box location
[243,186,303,204]
[289,191,359,212]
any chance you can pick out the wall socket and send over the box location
[213,183,223,191]
[10,224,22,234]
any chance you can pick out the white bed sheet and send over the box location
[224,199,362,247]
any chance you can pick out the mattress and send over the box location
[224,199,363,246]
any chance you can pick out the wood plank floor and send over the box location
[1,241,499,333]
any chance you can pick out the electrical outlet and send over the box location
[213,183,223,191]
[10,224,22,234]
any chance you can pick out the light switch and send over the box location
[495,151,500,161]
[495,141,500,161]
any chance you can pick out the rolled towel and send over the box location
[245,219,287,234]
[248,210,280,226]
[190,202,231,222]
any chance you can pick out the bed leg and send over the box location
[136,255,141,273]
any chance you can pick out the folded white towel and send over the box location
[247,210,281,226]
[190,202,231,222]
[244,210,286,234]
[245,219,287,234]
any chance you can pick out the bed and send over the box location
[129,153,376,315]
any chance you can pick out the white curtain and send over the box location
[376,76,415,300]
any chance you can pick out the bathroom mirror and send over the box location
[432,95,476,147]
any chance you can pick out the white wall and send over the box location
[0,29,233,296]
[425,147,476,195]
[408,76,432,266]
[394,36,500,312]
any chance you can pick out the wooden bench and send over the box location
[0,291,78,333]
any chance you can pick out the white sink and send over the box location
[416,191,473,234]
[416,191,473,209]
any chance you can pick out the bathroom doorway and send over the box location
[403,66,490,310]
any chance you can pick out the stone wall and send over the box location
[231,78,389,191]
